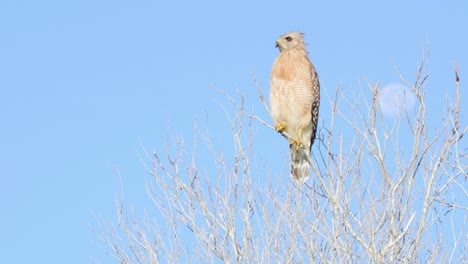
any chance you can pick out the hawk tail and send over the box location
[290,146,310,182]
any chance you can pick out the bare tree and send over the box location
[97,56,467,263]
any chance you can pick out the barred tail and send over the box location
[290,146,310,182]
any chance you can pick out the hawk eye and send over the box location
[285,36,292,42]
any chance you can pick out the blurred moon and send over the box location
[378,83,417,118]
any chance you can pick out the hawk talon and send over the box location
[291,127,306,150]
[289,139,305,151]
[275,122,286,133]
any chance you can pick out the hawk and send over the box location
[269,32,320,182]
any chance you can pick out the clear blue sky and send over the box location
[0,0,466,263]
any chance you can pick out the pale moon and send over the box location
[378,83,418,118]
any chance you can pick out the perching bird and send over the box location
[269,32,320,182]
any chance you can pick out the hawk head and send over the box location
[275,32,306,52]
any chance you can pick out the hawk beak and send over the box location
[275,38,283,50]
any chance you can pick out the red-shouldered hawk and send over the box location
[269,32,320,182]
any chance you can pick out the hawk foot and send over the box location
[290,127,306,151]
[289,139,305,151]
[275,122,286,133]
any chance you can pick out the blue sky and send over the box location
[0,0,466,263]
